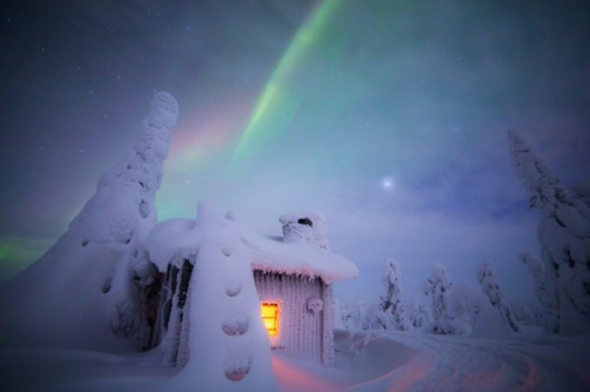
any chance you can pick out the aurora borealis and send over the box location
[2,0,590,303]
[233,0,343,162]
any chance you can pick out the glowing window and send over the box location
[261,302,279,336]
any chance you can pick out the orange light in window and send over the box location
[261,303,279,336]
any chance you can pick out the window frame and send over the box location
[261,302,280,337]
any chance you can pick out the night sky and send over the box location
[1,0,589,304]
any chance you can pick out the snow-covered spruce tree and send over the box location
[373,259,410,331]
[341,303,354,330]
[509,300,543,327]
[352,301,369,331]
[423,264,458,334]
[448,284,508,337]
[518,252,559,333]
[509,301,531,326]
[0,92,179,351]
[408,297,432,329]
[369,305,390,330]
[334,298,353,330]
[508,129,590,334]
[476,260,520,332]
[571,181,590,209]
[529,303,545,327]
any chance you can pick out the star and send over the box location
[381,177,395,191]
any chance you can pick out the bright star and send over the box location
[381,177,395,190]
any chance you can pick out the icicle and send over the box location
[176,284,191,368]
[161,267,182,366]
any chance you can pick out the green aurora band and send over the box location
[0,237,53,281]
[232,0,344,164]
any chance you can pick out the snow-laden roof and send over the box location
[145,203,358,284]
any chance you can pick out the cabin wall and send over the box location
[151,259,193,367]
[151,264,335,367]
[254,271,326,363]
[321,283,335,366]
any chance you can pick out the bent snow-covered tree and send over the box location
[508,130,590,334]
[0,92,179,351]
[476,260,519,332]
[373,259,410,331]
[518,252,559,333]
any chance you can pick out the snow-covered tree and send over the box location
[476,260,519,332]
[509,300,542,327]
[448,284,508,338]
[374,259,411,331]
[408,297,432,329]
[509,129,590,334]
[335,298,353,330]
[518,252,559,333]
[528,303,545,327]
[369,306,390,330]
[0,92,179,351]
[423,264,458,334]
[509,301,528,326]
[571,180,590,209]
[352,301,369,331]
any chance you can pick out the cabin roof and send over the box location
[145,206,358,284]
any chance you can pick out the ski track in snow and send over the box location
[404,335,542,391]
[273,332,590,392]
[1,332,589,391]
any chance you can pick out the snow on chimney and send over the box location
[279,213,329,250]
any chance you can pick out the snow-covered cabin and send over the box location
[142,204,358,367]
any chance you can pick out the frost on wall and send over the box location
[254,271,329,364]
[476,260,519,332]
[158,259,194,367]
[508,130,590,334]
[0,92,178,351]
[321,284,336,366]
[164,204,278,391]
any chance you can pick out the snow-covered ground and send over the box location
[2,330,589,392]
